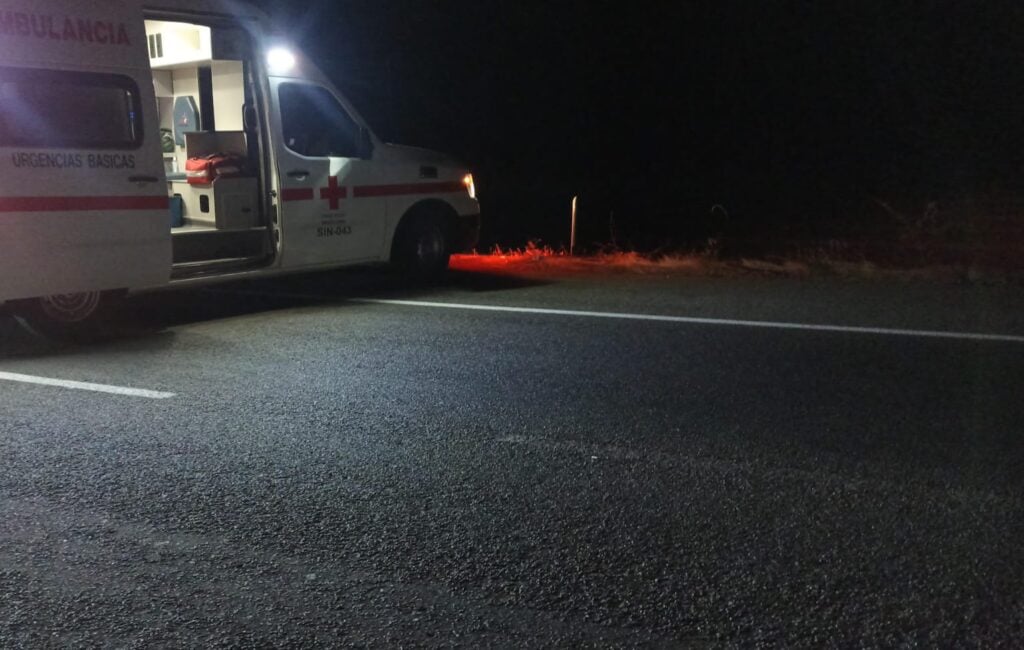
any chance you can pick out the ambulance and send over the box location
[0,0,480,337]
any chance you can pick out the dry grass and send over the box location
[451,243,720,276]
[450,242,1022,284]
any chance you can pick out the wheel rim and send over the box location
[37,291,102,323]
[415,226,445,266]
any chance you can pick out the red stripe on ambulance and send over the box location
[0,196,168,212]
[352,181,464,198]
[281,181,464,203]
[280,188,314,202]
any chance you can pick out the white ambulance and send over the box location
[0,0,480,337]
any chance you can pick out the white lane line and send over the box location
[0,371,175,399]
[353,298,1024,344]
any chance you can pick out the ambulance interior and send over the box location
[145,19,269,270]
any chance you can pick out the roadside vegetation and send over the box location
[463,190,1024,283]
[454,220,1022,284]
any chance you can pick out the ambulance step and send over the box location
[170,256,269,280]
[172,227,269,264]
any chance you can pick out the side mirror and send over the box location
[357,127,374,159]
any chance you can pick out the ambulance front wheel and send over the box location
[14,291,123,342]
[392,213,451,282]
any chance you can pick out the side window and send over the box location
[278,83,361,158]
[0,67,142,149]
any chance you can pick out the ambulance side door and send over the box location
[270,79,385,269]
[0,1,171,301]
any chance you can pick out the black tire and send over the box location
[391,214,451,282]
[13,290,123,342]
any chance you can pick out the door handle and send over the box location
[129,175,160,183]
[287,170,310,179]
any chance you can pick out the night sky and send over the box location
[256,1,1024,250]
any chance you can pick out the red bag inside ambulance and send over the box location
[185,153,249,185]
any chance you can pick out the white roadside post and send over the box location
[570,195,578,255]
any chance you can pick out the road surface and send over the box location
[2,265,1023,647]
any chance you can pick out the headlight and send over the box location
[462,173,476,200]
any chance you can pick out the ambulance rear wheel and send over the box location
[392,214,451,282]
[14,291,122,342]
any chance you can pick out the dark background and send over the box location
[254,1,1024,253]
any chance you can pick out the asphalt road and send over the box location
[1,266,1023,647]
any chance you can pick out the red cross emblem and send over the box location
[319,176,347,210]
